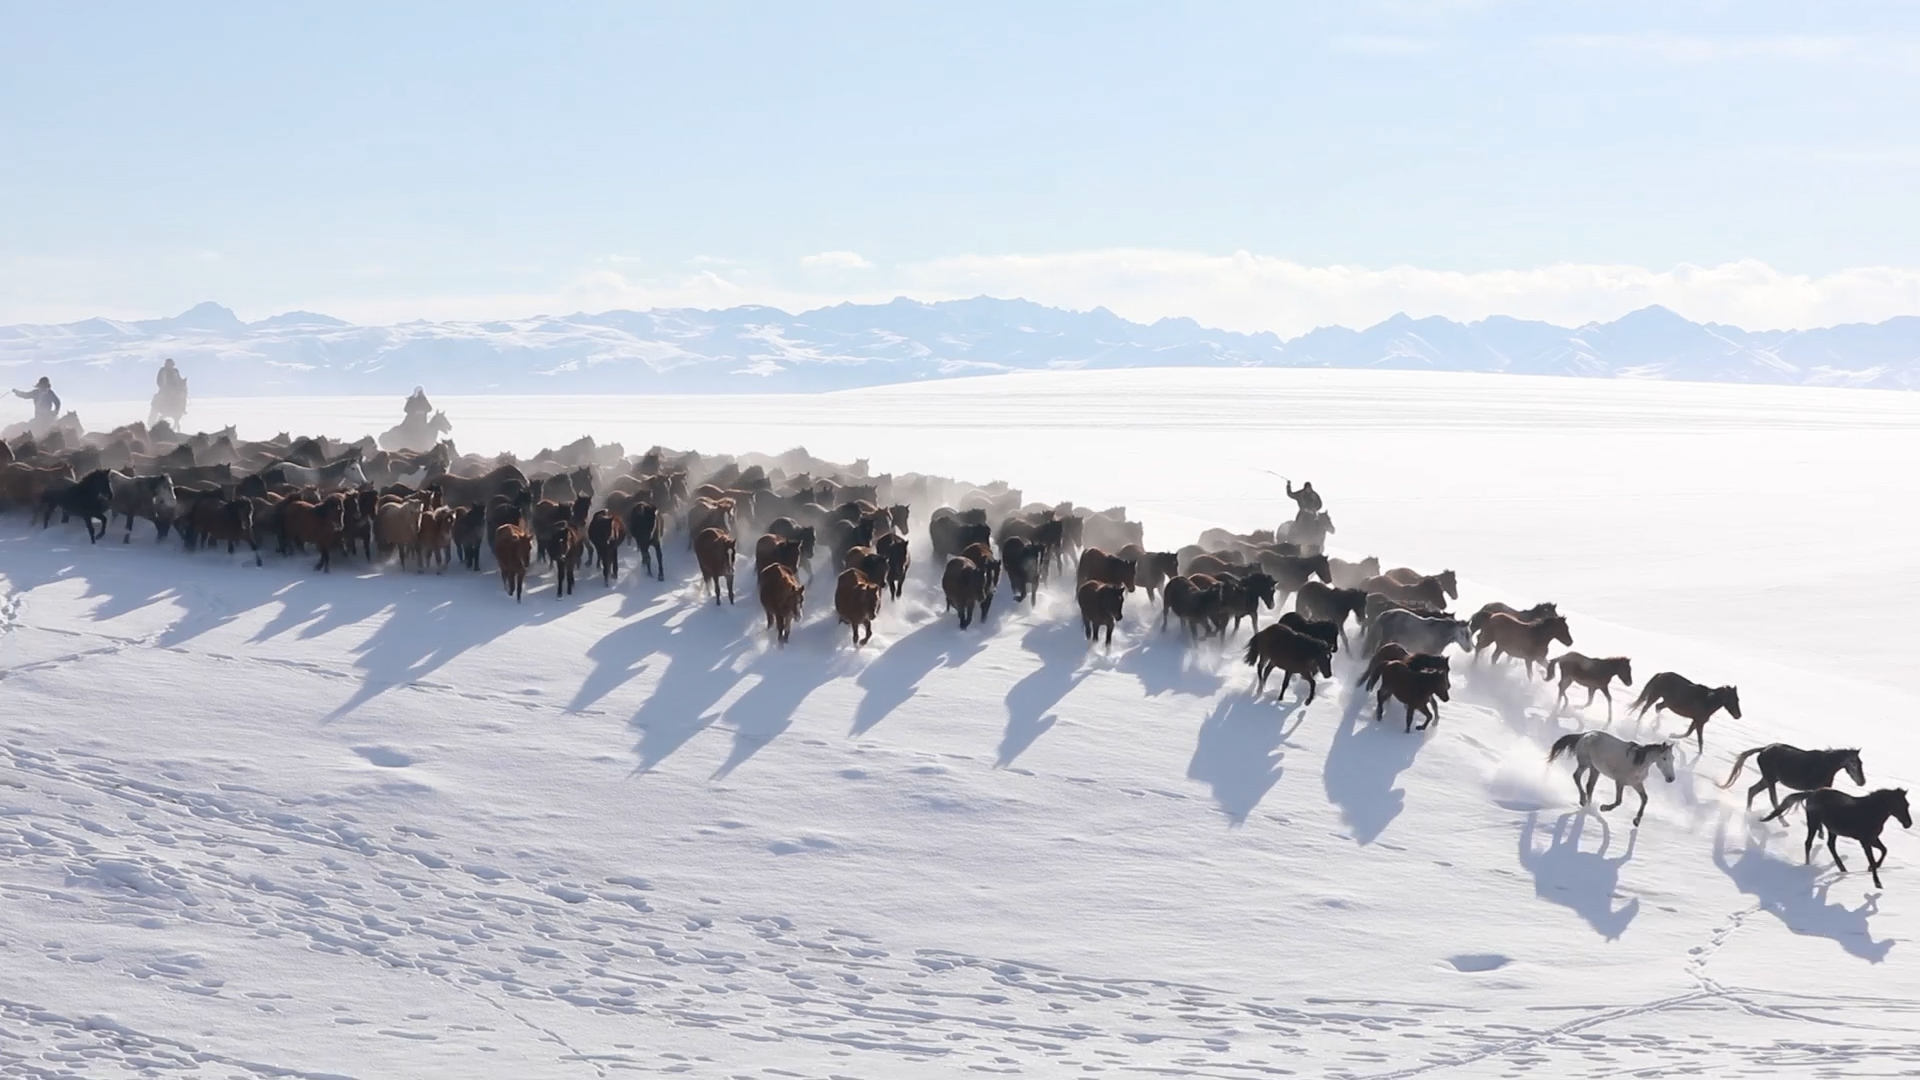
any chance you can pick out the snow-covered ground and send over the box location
[3,369,1918,1078]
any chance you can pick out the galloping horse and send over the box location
[1548,731,1676,827]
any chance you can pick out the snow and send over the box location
[3,368,1919,1077]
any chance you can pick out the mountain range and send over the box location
[5,297,1920,398]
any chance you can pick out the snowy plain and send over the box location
[3,368,1919,1078]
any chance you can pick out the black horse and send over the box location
[1763,788,1912,889]
[1720,744,1865,811]
[38,468,114,543]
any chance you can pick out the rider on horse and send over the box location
[12,376,61,432]
[151,358,189,425]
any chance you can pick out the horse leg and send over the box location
[1375,685,1388,721]
[1746,779,1769,811]
[1803,820,1818,865]
[1581,768,1600,807]
[1405,699,1416,734]
[1828,832,1847,873]
[1863,839,1885,888]
[1301,673,1315,705]
[1602,780,1624,812]
[1632,784,1649,827]
[1600,686,1613,722]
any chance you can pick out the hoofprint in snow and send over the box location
[3,369,1918,1078]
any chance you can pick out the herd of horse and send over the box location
[0,418,1908,889]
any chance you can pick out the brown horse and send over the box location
[1385,566,1457,600]
[1328,555,1380,590]
[1544,652,1633,720]
[280,493,347,572]
[834,568,882,646]
[1162,575,1223,640]
[694,527,736,605]
[1473,612,1573,678]
[1294,581,1369,647]
[1631,672,1741,751]
[1360,642,1450,691]
[942,556,991,629]
[1001,535,1045,604]
[1374,660,1451,733]
[875,532,909,600]
[1363,573,1449,611]
[754,533,804,578]
[1241,623,1333,703]
[1076,580,1126,647]
[587,508,625,585]
[1117,544,1179,601]
[1076,547,1137,592]
[492,523,532,601]
[759,563,804,645]
[1470,600,1559,634]
[548,517,583,599]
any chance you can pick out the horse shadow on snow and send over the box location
[1187,693,1304,825]
[1323,685,1431,845]
[850,616,989,739]
[1519,810,1640,941]
[1713,826,1893,963]
[997,619,1094,767]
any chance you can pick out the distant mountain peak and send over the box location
[5,295,1920,397]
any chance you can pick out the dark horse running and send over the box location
[1762,788,1912,888]
[1720,743,1865,812]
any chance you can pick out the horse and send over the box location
[493,523,533,601]
[1548,731,1676,827]
[1276,610,1340,654]
[942,556,990,629]
[694,527,737,605]
[587,509,625,585]
[280,494,348,572]
[959,542,1002,598]
[1363,608,1473,657]
[1257,552,1331,607]
[1242,623,1333,703]
[426,464,528,510]
[1374,660,1451,733]
[548,518,583,599]
[869,532,907,600]
[834,568,882,646]
[1762,788,1912,888]
[107,470,177,543]
[38,469,114,543]
[1116,545,1180,601]
[183,494,260,565]
[754,533,804,578]
[1630,672,1742,751]
[625,502,665,581]
[1294,581,1368,647]
[1001,535,1044,604]
[1473,612,1573,678]
[1721,744,1866,811]
[374,498,425,569]
[264,452,368,492]
[1161,575,1223,640]
[1544,653,1633,720]
[1362,573,1448,612]
[1470,600,1558,635]
[1075,548,1137,592]
[1211,570,1278,633]
[1385,566,1457,600]
[1360,643,1449,693]
[1328,555,1380,590]
[758,563,804,645]
[1076,580,1126,647]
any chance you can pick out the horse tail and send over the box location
[1543,656,1559,682]
[1628,681,1657,714]
[1761,790,1811,823]
[1241,636,1260,667]
[1548,732,1583,763]
[1718,746,1763,789]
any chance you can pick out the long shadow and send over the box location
[624,603,759,771]
[1322,686,1430,844]
[1518,810,1640,940]
[1714,830,1893,963]
[849,617,988,738]
[1187,694,1303,824]
[711,623,846,778]
[997,620,1091,767]
[321,578,564,721]
[1113,627,1227,699]
[565,593,682,712]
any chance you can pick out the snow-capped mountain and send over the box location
[4,297,1920,397]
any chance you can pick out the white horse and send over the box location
[1548,730,1676,826]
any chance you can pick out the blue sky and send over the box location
[4,1,1918,331]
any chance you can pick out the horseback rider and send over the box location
[404,386,432,424]
[1286,480,1322,515]
[156,357,186,397]
[12,376,61,427]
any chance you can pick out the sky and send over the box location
[4,1,1920,334]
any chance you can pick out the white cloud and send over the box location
[799,250,874,270]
